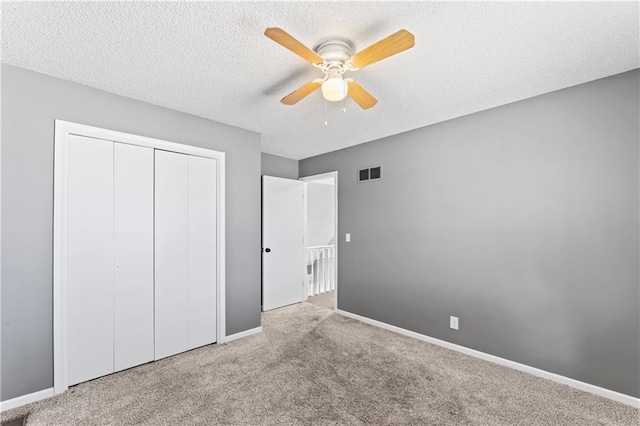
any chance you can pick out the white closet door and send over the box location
[187,156,218,349]
[67,135,114,385]
[154,150,189,359]
[114,143,154,371]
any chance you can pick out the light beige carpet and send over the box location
[306,291,335,311]
[2,301,638,425]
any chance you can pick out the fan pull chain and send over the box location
[324,99,328,126]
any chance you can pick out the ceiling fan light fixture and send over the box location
[321,76,348,102]
[265,27,414,109]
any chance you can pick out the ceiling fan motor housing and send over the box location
[316,39,353,66]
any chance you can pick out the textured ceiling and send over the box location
[2,2,638,159]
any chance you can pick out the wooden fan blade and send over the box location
[349,29,415,69]
[347,80,378,109]
[265,27,324,65]
[281,81,322,105]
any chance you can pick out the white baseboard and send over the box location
[225,326,262,343]
[336,309,640,408]
[0,387,54,412]
[1,328,263,411]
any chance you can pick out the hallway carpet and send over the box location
[306,290,335,311]
[2,302,638,425]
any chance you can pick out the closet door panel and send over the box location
[67,135,114,385]
[114,143,154,371]
[188,156,218,349]
[154,150,189,359]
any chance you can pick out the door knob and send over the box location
[265,248,271,253]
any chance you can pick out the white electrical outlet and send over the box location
[450,316,459,330]
[346,233,351,242]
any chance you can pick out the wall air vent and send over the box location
[357,165,382,183]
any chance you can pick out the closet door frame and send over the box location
[53,120,226,396]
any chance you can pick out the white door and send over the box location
[67,135,115,385]
[114,143,154,371]
[262,176,305,311]
[187,155,218,349]
[155,151,218,359]
[154,150,190,359]
[56,122,226,393]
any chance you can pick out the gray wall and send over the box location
[300,69,640,397]
[261,153,299,179]
[1,64,262,401]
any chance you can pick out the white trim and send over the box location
[336,309,640,408]
[0,388,54,411]
[302,181,309,301]
[53,120,226,395]
[55,121,225,159]
[217,148,227,345]
[53,121,68,395]
[299,171,339,182]
[225,326,262,343]
[299,171,339,313]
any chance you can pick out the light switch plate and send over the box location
[450,316,459,330]
[346,233,351,242]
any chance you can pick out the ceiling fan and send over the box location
[265,27,415,110]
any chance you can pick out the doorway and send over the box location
[300,172,338,311]
[261,172,338,312]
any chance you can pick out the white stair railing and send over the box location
[306,245,335,297]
